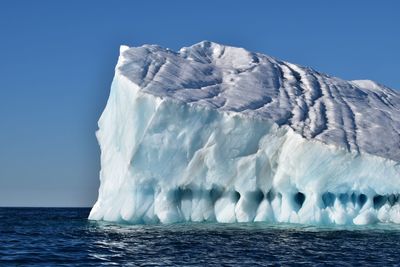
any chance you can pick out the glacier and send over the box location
[89,41,400,225]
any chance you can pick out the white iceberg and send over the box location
[89,41,400,225]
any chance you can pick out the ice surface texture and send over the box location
[89,41,400,225]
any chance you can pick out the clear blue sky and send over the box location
[0,1,399,207]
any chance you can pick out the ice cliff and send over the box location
[89,41,400,225]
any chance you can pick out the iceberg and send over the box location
[89,41,400,225]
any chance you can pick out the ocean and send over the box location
[1,208,400,266]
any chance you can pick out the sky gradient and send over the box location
[0,0,399,207]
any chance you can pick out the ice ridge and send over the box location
[119,41,400,161]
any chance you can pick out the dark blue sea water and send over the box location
[1,208,400,266]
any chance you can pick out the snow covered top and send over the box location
[117,41,400,162]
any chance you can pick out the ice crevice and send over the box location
[89,41,400,225]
